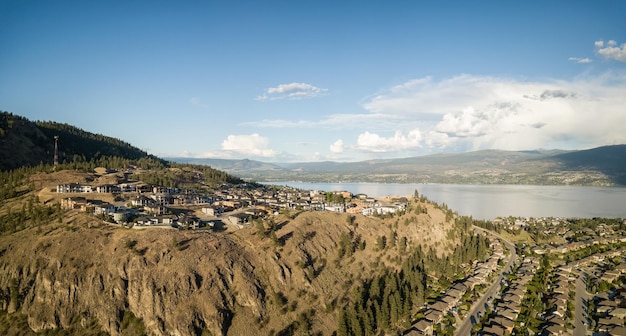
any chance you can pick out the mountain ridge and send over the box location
[0,111,162,171]
[168,145,626,186]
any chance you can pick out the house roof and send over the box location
[413,319,433,331]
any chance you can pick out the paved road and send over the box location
[454,227,518,336]
[573,270,591,336]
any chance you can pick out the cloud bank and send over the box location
[356,130,422,152]
[355,73,626,153]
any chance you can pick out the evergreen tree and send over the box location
[337,310,350,336]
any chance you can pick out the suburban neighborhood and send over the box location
[402,214,626,336]
[53,167,408,231]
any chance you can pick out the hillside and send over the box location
[0,111,157,171]
[170,145,626,186]
[0,112,51,171]
[0,170,482,336]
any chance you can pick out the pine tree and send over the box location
[337,310,350,336]
[349,307,364,336]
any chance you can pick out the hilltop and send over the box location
[0,111,160,171]
[0,166,489,335]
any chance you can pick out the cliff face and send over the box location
[0,216,266,336]
[0,200,454,335]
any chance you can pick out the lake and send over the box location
[263,182,626,220]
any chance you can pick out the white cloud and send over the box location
[362,75,526,116]
[568,57,592,64]
[330,139,344,153]
[256,82,327,101]
[595,39,626,62]
[357,73,626,152]
[220,134,277,157]
[356,129,422,153]
[436,106,500,138]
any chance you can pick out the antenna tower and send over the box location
[53,135,59,169]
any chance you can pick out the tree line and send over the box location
[36,120,150,162]
[337,216,491,335]
[0,195,64,234]
[136,162,244,189]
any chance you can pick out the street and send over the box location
[454,227,518,336]
[573,270,590,336]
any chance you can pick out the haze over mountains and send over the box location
[169,145,626,186]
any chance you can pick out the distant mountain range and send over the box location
[3,111,624,186]
[169,145,626,186]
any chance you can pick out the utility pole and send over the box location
[53,135,59,170]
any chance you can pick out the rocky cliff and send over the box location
[0,214,267,335]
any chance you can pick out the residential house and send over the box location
[423,309,444,324]
[608,326,626,336]
[151,193,173,205]
[112,211,130,223]
[118,183,137,192]
[482,324,506,336]
[144,204,165,215]
[227,213,250,226]
[491,316,514,334]
[324,203,345,213]
[96,184,120,193]
[610,307,626,319]
[91,201,115,215]
[57,183,92,193]
[132,195,155,207]
[362,207,376,216]
[412,319,433,335]
[221,200,241,209]
[540,324,565,336]
[177,216,201,230]
[498,308,519,322]
[136,215,177,226]
[202,207,218,217]
[61,197,88,210]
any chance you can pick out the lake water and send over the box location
[264,182,626,220]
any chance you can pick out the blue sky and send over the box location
[1,1,625,162]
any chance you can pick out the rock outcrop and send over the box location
[0,220,266,336]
